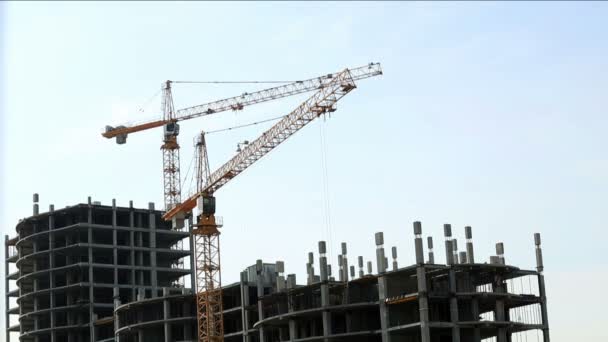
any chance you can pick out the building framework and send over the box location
[6,197,550,342]
[5,196,191,342]
[113,226,550,342]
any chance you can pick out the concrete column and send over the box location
[367,261,372,275]
[391,247,398,271]
[276,261,286,292]
[358,256,364,278]
[445,224,460,342]
[427,236,435,264]
[307,252,315,285]
[149,202,158,297]
[240,271,252,342]
[376,232,390,342]
[459,252,467,264]
[49,205,56,342]
[188,215,196,292]
[444,224,454,265]
[378,275,390,342]
[341,242,349,282]
[414,222,431,342]
[129,201,136,301]
[33,193,39,215]
[465,226,475,263]
[494,242,508,339]
[19,219,28,340]
[163,288,172,342]
[4,236,9,342]
[337,255,343,282]
[535,233,550,342]
[256,260,266,341]
[65,229,74,330]
[113,287,121,342]
[319,242,331,341]
[87,204,95,341]
[32,240,38,333]
[138,310,145,342]
[138,229,144,288]
[496,242,505,265]
[375,232,386,274]
[471,296,481,342]
[182,288,192,341]
[452,238,459,265]
[113,200,118,292]
[493,273,507,342]
[286,274,297,341]
[448,269,460,342]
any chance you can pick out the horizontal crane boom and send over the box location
[102,63,381,140]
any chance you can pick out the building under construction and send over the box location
[5,196,550,342]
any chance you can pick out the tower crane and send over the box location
[102,63,382,342]
[102,63,383,216]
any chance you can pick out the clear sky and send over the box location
[1,2,607,341]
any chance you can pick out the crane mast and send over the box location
[161,81,182,211]
[193,132,223,342]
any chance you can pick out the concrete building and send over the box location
[113,224,550,342]
[6,197,550,342]
[4,196,191,342]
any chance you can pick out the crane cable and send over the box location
[137,89,161,113]
[172,80,300,84]
[181,149,196,198]
[206,114,287,135]
[319,118,335,263]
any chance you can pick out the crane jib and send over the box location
[163,67,368,221]
[102,63,381,140]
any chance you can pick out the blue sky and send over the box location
[2,2,607,341]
